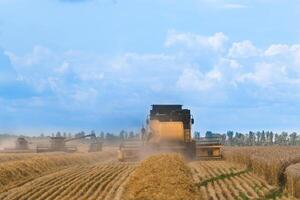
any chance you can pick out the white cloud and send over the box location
[165,31,228,51]
[55,62,70,74]
[228,40,260,58]
[264,44,290,56]
[218,58,241,69]
[5,32,300,111]
[177,68,222,91]
[237,62,287,87]
[293,48,300,66]
[6,46,52,66]
[264,44,300,70]
[290,45,300,66]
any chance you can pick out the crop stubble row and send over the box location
[189,161,291,200]
[0,162,136,200]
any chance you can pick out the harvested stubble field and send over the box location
[0,151,117,191]
[189,161,292,200]
[0,162,137,200]
[122,154,198,200]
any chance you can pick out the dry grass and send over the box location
[122,153,198,200]
[285,163,300,198]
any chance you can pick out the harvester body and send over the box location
[88,140,103,152]
[37,133,98,153]
[118,105,196,161]
[15,137,29,150]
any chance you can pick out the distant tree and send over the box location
[100,131,104,139]
[265,131,273,145]
[269,131,274,145]
[281,132,288,145]
[226,131,234,145]
[256,131,261,145]
[119,130,125,140]
[129,131,134,138]
[194,131,200,139]
[261,131,266,145]
[296,134,300,145]
[274,133,280,145]
[289,132,297,145]
[235,132,245,146]
[105,132,111,140]
[56,132,61,137]
[205,131,213,138]
[249,131,255,146]
[91,130,96,136]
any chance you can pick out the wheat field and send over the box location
[222,147,300,199]
[0,148,300,199]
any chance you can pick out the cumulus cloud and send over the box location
[228,40,260,58]
[177,68,222,91]
[237,62,287,86]
[264,44,290,56]
[5,34,300,105]
[165,31,228,51]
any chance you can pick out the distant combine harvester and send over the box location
[1,136,35,153]
[36,133,102,153]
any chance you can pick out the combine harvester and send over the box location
[118,105,223,161]
[1,137,36,153]
[37,133,102,153]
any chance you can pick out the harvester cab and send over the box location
[15,137,30,150]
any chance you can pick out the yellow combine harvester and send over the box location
[118,105,223,161]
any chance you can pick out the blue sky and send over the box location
[0,0,300,135]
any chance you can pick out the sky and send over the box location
[0,0,300,135]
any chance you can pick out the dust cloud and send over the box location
[0,138,16,150]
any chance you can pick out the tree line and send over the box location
[194,131,300,146]
[3,130,300,146]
